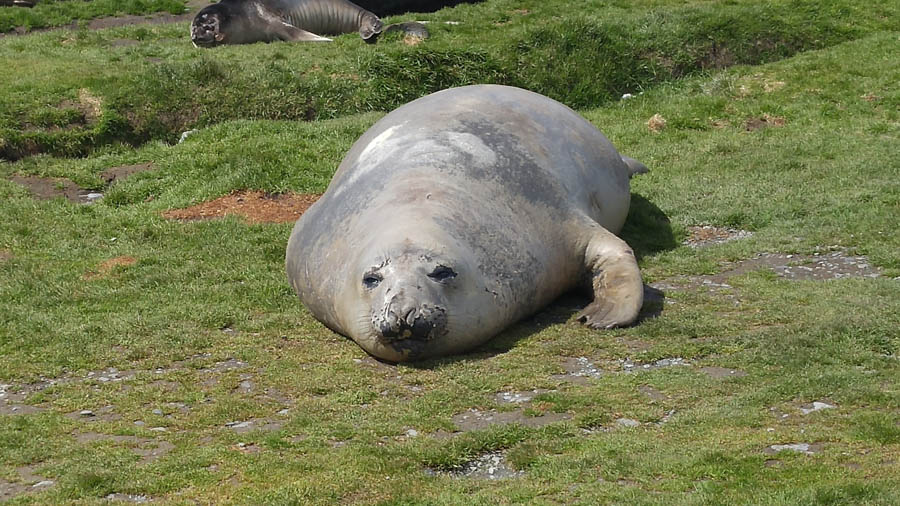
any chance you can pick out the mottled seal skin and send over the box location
[286,85,647,362]
[190,0,427,47]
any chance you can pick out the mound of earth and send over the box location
[161,190,320,224]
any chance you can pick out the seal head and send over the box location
[329,219,499,362]
[191,5,229,47]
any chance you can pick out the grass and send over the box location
[0,0,188,33]
[1,0,899,503]
[1,0,898,159]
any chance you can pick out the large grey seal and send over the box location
[286,85,648,362]
[190,0,427,47]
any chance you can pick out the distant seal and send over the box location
[286,85,648,362]
[190,0,427,47]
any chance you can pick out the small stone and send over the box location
[152,409,163,415]
[405,429,419,438]
[178,129,199,143]
[33,480,55,488]
[616,418,640,428]
[621,93,634,100]
[149,427,167,432]
[134,420,145,426]
[800,401,836,415]
[80,410,95,417]
[765,442,822,455]
[277,408,290,415]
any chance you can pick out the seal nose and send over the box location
[375,295,446,342]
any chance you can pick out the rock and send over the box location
[800,401,836,415]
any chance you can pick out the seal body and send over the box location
[191,0,426,47]
[286,85,646,362]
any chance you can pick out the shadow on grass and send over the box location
[407,193,676,368]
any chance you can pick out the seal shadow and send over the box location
[404,193,676,369]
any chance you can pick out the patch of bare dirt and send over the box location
[700,366,748,379]
[0,463,55,503]
[0,249,11,262]
[161,190,321,224]
[83,256,138,281]
[684,225,753,248]
[8,175,99,203]
[0,382,47,415]
[744,114,786,131]
[451,408,571,432]
[652,250,881,294]
[101,163,155,184]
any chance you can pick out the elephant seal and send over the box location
[190,0,427,47]
[286,85,648,362]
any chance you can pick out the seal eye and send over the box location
[428,265,457,282]
[363,272,382,289]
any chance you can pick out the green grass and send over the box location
[1,0,897,159]
[0,0,189,33]
[1,0,899,503]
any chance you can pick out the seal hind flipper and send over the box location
[622,155,649,178]
[359,15,383,42]
[576,223,643,329]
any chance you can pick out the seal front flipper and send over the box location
[575,222,643,329]
[278,24,333,42]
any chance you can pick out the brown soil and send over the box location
[745,114,786,131]
[684,225,752,248]
[161,190,321,224]
[0,249,11,262]
[8,175,94,203]
[83,256,138,281]
[101,162,155,184]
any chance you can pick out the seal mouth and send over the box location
[190,12,222,48]
[372,303,447,344]
[190,29,218,48]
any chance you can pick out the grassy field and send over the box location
[0,0,190,33]
[1,0,899,503]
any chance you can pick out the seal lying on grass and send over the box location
[190,0,428,47]
[286,85,648,362]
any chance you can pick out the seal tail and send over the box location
[621,155,649,178]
